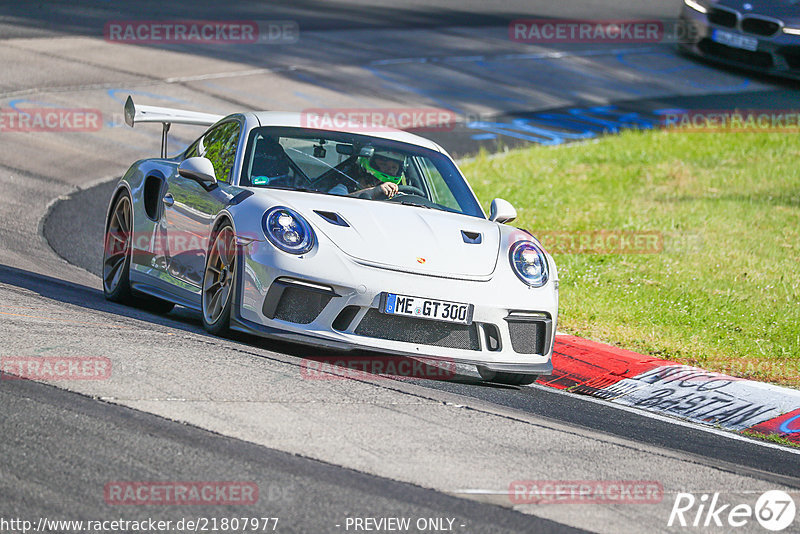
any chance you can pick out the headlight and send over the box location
[509,241,549,287]
[783,26,800,35]
[262,207,315,254]
[684,0,708,13]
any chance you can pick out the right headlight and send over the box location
[509,241,549,287]
[262,206,315,254]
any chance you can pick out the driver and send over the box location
[330,150,406,199]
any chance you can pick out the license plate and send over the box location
[712,29,758,51]
[382,293,473,325]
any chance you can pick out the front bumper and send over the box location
[231,239,558,375]
[679,7,800,79]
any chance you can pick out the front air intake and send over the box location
[461,230,482,244]
[504,313,552,354]
[741,16,780,37]
[708,7,737,28]
[354,309,480,350]
[314,210,350,227]
[262,278,336,324]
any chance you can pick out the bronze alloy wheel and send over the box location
[202,225,237,329]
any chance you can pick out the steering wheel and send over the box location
[397,185,426,197]
[355,184,427,200]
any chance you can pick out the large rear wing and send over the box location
[124,95,223,157]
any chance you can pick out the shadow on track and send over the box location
[0,365,582,533]
[0,262,505,386]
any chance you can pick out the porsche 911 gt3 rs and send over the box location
[103,96,558,385]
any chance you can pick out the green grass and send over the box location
[740,430,800,448]
[461,130,800,387]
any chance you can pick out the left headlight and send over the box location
[262,206,315,254]
[509,241,549,287]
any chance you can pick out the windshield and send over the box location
[240,127,484,218]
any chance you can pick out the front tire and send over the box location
[477,366,538,386]
[201,222,237,336]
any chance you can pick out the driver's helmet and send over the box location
[358,150,406,184]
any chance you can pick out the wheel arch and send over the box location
[211,210,236,237]
[105,182,133,233]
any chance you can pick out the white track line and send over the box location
[164,67,296,83]
[450,488,800,495]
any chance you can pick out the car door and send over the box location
[163,120,242,289]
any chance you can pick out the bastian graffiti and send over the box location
[601,366,800,431]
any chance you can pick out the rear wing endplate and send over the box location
[124,95,224,158]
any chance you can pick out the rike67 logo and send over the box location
[668,490,796,531]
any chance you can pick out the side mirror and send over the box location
[179,157,217,188]
[489,198,517,223]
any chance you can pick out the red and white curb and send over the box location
[536,335,800,445]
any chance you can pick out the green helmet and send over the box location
[359,151,405,184]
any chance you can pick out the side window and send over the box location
[196,122,241,183]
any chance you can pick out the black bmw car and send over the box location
[679,0,800,79]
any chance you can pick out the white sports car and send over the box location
[103,97,558,385]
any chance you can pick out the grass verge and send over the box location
[740,430,800,448]
[461,130,800,387]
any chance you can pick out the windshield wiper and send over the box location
[263,185,327,195]
[392,199,436,210]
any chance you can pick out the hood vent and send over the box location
[314,210,350,227]
[461,230,482,244]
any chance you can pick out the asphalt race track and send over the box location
[2,1,800,533]
[1,375,576,534]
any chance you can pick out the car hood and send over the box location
[716,0,800,20]
[268,190,500,278]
